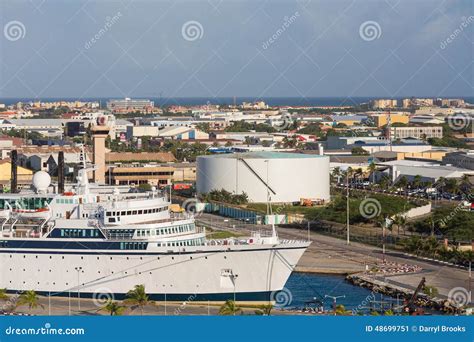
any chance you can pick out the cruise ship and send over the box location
[0,167,309,303]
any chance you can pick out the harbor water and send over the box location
[284,273,399,313]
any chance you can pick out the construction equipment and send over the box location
[403,277,426,315]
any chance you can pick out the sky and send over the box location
[0,0,472,100]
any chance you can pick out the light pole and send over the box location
[346,170,350,245]
[340,166,351,245]
[74,267,82,312]
[325,295,345,315]
[231,273,239,315]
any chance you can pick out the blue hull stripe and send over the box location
[0,246,306,255]
[5,289,273,302]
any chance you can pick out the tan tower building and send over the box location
[91,119,110,184]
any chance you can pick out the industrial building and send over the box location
[390,126,443,140]
[196,152,330,203]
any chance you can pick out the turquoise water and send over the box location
[285,273,398,312]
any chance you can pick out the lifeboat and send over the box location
[13,208,51,219]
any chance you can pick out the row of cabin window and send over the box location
[119,242,147,250]
[60,229,101,238]
[136,224,194,237]
[106,207,167,217]
[157,238,204,247]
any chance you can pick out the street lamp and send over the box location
[231,273,239,315]
[74,267,83,312]
[324,295,346,315]
[339,166,351,245]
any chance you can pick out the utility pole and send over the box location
[346,170,350,245]
[325,295,346,315]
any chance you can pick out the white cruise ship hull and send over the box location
[0,241,309,302]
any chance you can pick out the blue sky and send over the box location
[0,0,472,99]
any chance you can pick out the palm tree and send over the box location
[124,285,152,315]
[254,304,273,316]
[392,214,407,236]
[460,175,472,195]
[396,176,409,196]
[379,174,391,191]
[102,299,125,316]
[17,290,44,313]
[434,177,447,195]
[445,178,459,195]
[413,175,422,190]
[335,304,348,315]
[218,300,242,315]
[0,288,8,301]
[331,167,341,185]
[368,162,376,186]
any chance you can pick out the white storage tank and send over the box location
[196,152,330,203]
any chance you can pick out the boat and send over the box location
[0,167,309,303]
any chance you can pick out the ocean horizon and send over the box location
[1,96,473,107]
